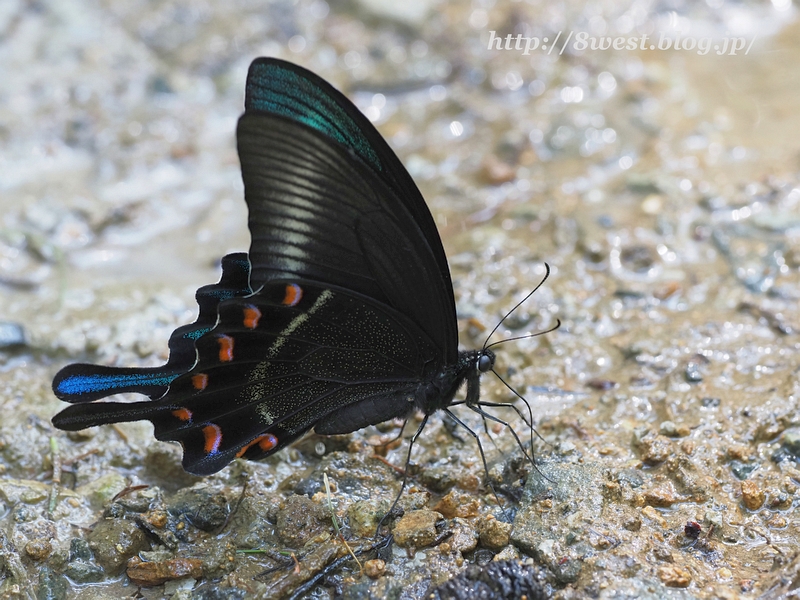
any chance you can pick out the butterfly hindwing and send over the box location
[51,253,252,404]
[56,280,441,475]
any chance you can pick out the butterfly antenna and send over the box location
[376,415,429,537]
[484,318,562,352]
[482,263,552,350]
[442,408,512,523]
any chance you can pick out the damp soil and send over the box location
[2,1,800,599]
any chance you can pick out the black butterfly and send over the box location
[52,58,542,478]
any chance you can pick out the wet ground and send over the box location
[1,0,800,598]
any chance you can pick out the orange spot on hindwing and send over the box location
[191,373,208,391]
[235,433,279,458]
[282,283,303,306]
[243,305,261,329]
[171,407,193,422]
[202,424,222,455]
[217,335,234,362]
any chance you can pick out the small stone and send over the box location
[769,492,792,510]
[658,564,691,588]
[69,539,92,562]
[730,460,758,480]
[433,490,479,519]
[477,516,511,550]
[643,485,682,507]
[0,479,50,504]
[447,518,479,554]
[275,495,328,546]
[636,433,673,465]
[88,518,150,575]
[741,480,765,510]
[37,567,68,600]
[623,515,642,531]
[652,546,673,563]
[363,559,386,579]
[0,322,25,348]
[347,499,385,538]
[392,509,442,548]
[717,567,732,580]
[168,487,230,532]
[726,444,752,461]
[765,514,787,528]
[782,430,800,456]
[144,510,168,529]
[64,561,105,584]
[641,506,666,528]
[76,473,128,510]
[126,556,203,587]
[25,539,52,561]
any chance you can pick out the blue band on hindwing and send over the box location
[246,61,382,172]
[55,372,180,397]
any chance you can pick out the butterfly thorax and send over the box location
[414,349,496,414]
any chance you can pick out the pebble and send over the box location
[741,480,765,510]
[658,564,692,588]
[275,495,328,546]
[641,506,666,528]
[477,516,511,550]
[392,509,443,548]
[167,487,230,532]
[127,556,203,587]
[636,433,674,465]
[643,485,683,507]
[364,558,386,579]
[433,490,480,519]
[87,518,150,575]
[24,538,51,561]
[766,514,787,528]
[0,322,25,348]
[659,421,690,437]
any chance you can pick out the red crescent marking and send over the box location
[282,284,303,306]
[235,433,279,458]
[243,305,261,329]
[171,407,193,422]
[217,335,234,362]
[191,373,208,391]
[202,424,222,455]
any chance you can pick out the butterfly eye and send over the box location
[478,353,494,373]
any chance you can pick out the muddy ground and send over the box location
[1,0,799,598]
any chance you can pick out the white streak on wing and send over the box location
[267,289,334,358]
[247,289,336,387]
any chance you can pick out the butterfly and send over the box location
[52,57,543,478]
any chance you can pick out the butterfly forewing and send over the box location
[128,280,440,474]
[238,113,458,359]
[245,58,453,294]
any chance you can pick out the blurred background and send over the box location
[2,0,800,598]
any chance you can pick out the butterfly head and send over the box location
[477,349,496,373]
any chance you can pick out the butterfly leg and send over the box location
[375,414,429,538]
[442,408,511,523]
